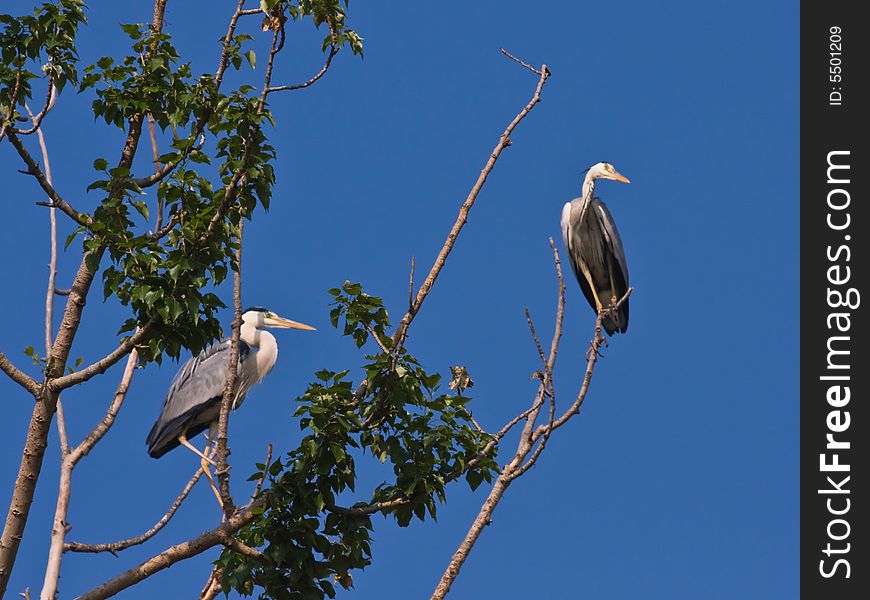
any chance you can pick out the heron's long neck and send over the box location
[241,325,279,383]
[581,172,596,205]
[577,173,597,223]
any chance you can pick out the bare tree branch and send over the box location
[48,321,156,392]
[75,497,266,600]
[0,2,169,590]
[6,131,90,227]
[27,99,69,459]
[64,465,203,554]
[215,222,244,516]
[265,46,338,94]
[146,112,164,231]
[0,63,22,142]
[0,352,40,396]
[530,288,632,443]
[391,51,551,356]
[41,350,138,599]
[250,444,272,501]
[14,82,57,136]
[431,237,566,600]
[327,498,410,517]
[215,1,252,88]
[199,568,223,600]
[499,48,544,76]
[266,18,339,94]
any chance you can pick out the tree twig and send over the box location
[14,81,57,136]
[0,352,40,395]
[498,48,544,76]
[64,465,203,554]
[250,444,273,501]
[266,19,339,94]
[48,321,157,392]
[41,350,139,599]
[391,50,551,357]
[6,131,90,227]
[431,237,566,600]
[215,222,244,517]
[0,3,168,590]
[75,496,267,600]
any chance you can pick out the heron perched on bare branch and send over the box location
[146,307,315,502]
[561,162,631,335]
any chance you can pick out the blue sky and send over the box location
[0,1,798,598]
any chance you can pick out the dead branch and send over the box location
[431,237,566,600]
[499,48,545,76]
[391,50,551,356]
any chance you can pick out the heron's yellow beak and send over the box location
[266,314,316,331]
[611,170,630,184]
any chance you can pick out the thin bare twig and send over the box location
[64,465,204,554]
[499,48,544,76]
[146,113,164,231]
[6,131,89,227]
[266,19,339,94]
[75,497,268,600]
[215,222,244,516]
[27,100,67,454]
[250,444,273,501]
[48,321,157,391]
[391,50,551,358]
[41,348,139,599]
[14,82,57,136]
[531,288,632,442]
[365,324,390,354]
[408,256,415,309]
[431,237,566,600]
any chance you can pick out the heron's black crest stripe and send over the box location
[243,306,269,314]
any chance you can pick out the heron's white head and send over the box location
[242,307,316,332]
[585,162,630,184]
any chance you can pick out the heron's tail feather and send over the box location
[601,295,629,336]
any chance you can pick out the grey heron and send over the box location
[146,307,315,502]
[561,162,631,335]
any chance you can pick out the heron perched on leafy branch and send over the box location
[561,162,632,335]
[146,307,315,502]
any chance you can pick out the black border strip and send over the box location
[801,3,867,597]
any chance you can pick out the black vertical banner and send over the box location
[801,2,868,598]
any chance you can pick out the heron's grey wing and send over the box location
[146,339,250,457]
[591,198,630,333]
[592,199,629,288]
[562,198,599,312]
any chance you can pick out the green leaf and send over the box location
[93,158,108,171]
[244,50,256,70]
